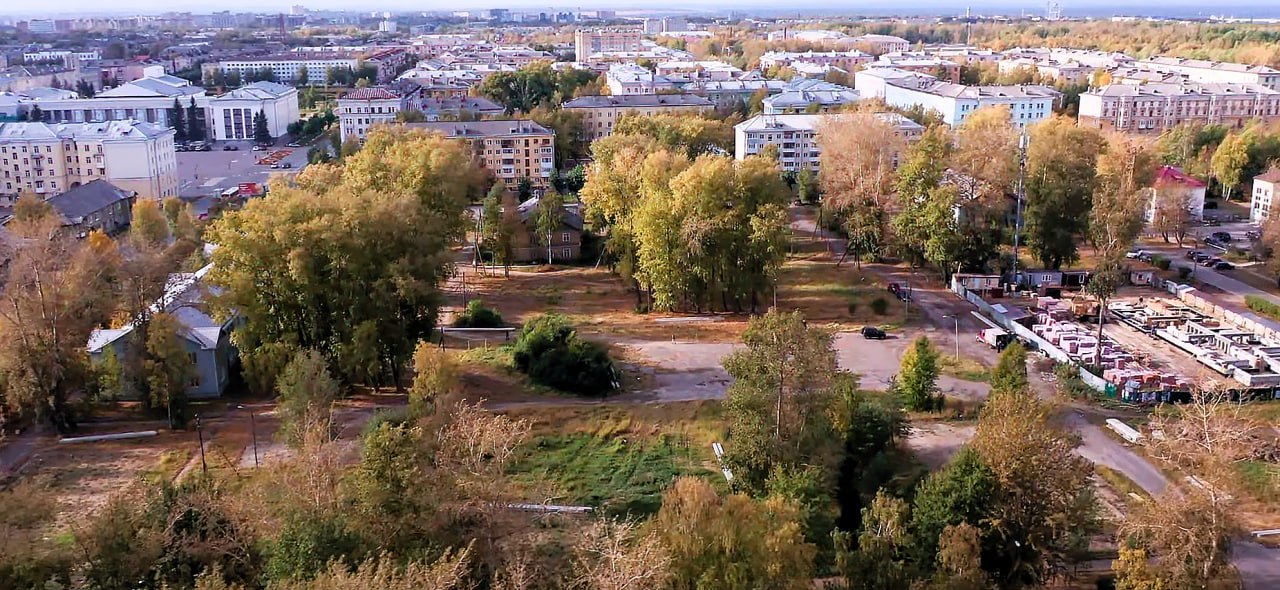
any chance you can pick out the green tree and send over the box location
[832,491,914,590]
[478,62,559,113]
[187,97,203,141]
[908,447,997,570]
[480,186,515,275]
[988,341,1028,397]
[144,312,195,428]
[613,112,734,158]
[533,191,565,265]
[897,336,942,412]
[1210,131,1250,200]
[1023,116,1104,269]
[1084,254,1126,366]
[253,109,272,145]
[276,350,341,446]
[722,310,839,494]
[795,167,818,204]
[170,97,187,142]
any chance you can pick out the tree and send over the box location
[187,96,204,141]
[480,187,515,275]
[171,97,187,142]
[721,310,840,493]
[612,112,734,158]
[1024,116,1104,269]
[970,382,1098,588]
[1210,132,1249,200]
[652,477,815,590]
[407,341,457,418]
[253,110,272,145]
[951,106,1019,205]
[394,109,425,123]
[530,106,586,168]
[795,167,818,204]
[819,113,906,267]
[511,313,616,395]
[143,312,195,428]
[533,192,565,265]
[1084,254,1125,366]
[295,64,310,85]
[988,341,1028,397]
[897,336,942,412]
[831,491,914,590]
[1092,133,1157,256]
[207,128,483,387]
[1150,181,1194,245]
[276,350,342,446]
[478,62,559,113]
[0,210,111,431]
[908,448,998,571]
[570,520,671,590]
[930,523,991,590]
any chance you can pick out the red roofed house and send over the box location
[1251,167,1280,223]
[1146,165,1206,223]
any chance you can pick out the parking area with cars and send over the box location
[176,140,313,208]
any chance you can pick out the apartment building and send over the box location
[881,79,1059,127]
[1078,83,1280,134]
[654,61,742,83]
[734,112,923,172]
[1136,57,1280,91]
[1251,168,1280,223]
[338,85,416,142]
[405,120,555,189]
[852,34,911,55]
[0,120,178,202]
[575,29,642,63]
[606,63,676,96]
[759,50,873,72]
[685,78,788,108]
[875,53,962,83]
[854,67,936,99]
[563,94,714,141]
[1146,165,1206,223]
[209,48,415,86]
[762,78,861,114]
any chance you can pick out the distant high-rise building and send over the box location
[24,19,57,34]
[485,8,510,22]
[574,28,642,63]
[661,16,688,32]
[290,4,307,15]
[1046,0,1063,21]
[642,18,662,34]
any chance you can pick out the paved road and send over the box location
[1233,540,1280,590]
[1065,412,1170,495]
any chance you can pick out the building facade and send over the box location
[207,82,300,141]
[563,94,714,141]
[0,120,178,202]
[734,112,923,172]
[1136,57,1280,91]
[880,79,1058,127]
[1079,83,1280,134]
[1251,168,1280,223]
[405,120,555,189]
[574,29,642,63]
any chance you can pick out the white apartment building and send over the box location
[563,94,714,141]
[1078,83,1280,134]
[854,67,937,99]
[881,79,1059,127]
[1137,57,1280,91]
[1251,168,1280,223]
[606,63,676,96]
[338,85,414,142]
[208,55,359,85]
[0,120,177,202]
[734,112,923,172]
[759,50,873,72]
[654,61,742,83]
[852,34,911,55]
[208,82,299,141]
[575,29,642,63]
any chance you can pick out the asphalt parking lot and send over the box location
[175,140,316,211]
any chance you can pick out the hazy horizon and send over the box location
[6,0,1280,20]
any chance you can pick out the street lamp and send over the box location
[943,314,960,360]
[237,404,259,468]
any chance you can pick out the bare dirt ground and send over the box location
[905,422,976,469]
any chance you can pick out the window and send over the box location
[561,231,570,243]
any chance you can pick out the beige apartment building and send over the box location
[574,28,642,63]
[563,94,714,141]
[406,120,555,189]
[0,120,177,203]
[1078,83,1280,134]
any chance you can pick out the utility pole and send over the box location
[195,414,208,475]
[1012,130,1029,291]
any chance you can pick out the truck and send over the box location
[978,328,1015,351]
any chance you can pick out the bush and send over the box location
[1154,256,1172,270]
[870,297,889,315]
[1246,294,1280,320]
[1177,266,1192,280]
[846,301,858,315]
[513,313,617,395]
[453,299,504,328]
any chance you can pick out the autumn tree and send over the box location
[651,477,815,590]
[533,191,565,265]
[143,312,195,428]
[818,114,906,267]
[1023,116,1104,269]
[1150,181,1195,245]
[207,128,483,387]
[407,341,458,418]
[988,341,1028,397]
[612,112,734,157]
[970,383,1098,588]
[571,520,671,590]
[1092,133,1158,256]
[721,310,840,493]
[831,491,914,590]
[1210,131,1250,200]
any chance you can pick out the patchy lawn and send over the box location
[775,257,909,326]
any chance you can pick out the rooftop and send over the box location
[0,120,172,141]
[1155,166,1207,188]
[1257,168,1280,184]
[44,180,134,222]
[1140,56,1280,75]
[1088,82,1280,97]
[562,94,714,109]
[735,112,923,133]
[404,119,552,137]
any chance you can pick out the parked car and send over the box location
[1191,252,1214,263]
[1213,261,1235,270]
[1211,231,1233,242]
[222,145,238,151]
[1139,252,1155,263]
[861,326,887,340]
[1125,249,1146,259]
[1185,250,1204,260]
[252,145,266,151]
[175,144,188,152]
[1202,218,1221,226]
[286,141,301,148]
[1202,257,1222,267]
[1247,230,1262,240]
[270,163,281,169]
[280,162,292,169]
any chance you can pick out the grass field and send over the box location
[501,401,727,517]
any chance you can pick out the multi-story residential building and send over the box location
[0,120,178,202]
[880,78,1059,128]
[759,50,873,72]
[1136,57,1280,91]
[854,67,937,98]
[1078,83,1280,134]
[1251,168,1280,223]
[684,78,787,108]
[207,82,299,142]
[766,29,850,44]
[852,34,911,55]
[41,179,135,236]
[563,94,715,141]
[874,53,962,83]
[575,28,642,63]
[18,69,298,141]
[762,78,861,114]
[654,61,742,83]
[338,85,415,142]
[606,63,676,96]
[734,112,923,172]
[405,120,555,189]
[208,49,412,86]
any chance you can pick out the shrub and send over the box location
[513,313,617,395]
[1154,256,1171,270]
[453,299,504,328]
[1177,266,1192,280]
[870,297,889,315]
[1246,295,1280,320]
[846,301,858,315]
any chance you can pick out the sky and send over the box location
[8,0,1280,19]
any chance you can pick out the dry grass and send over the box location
[774,257,909,327]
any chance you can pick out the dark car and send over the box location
[1247,230,1262,240]
[281,162,292,169]
[1202,257,1222,267]
[1211,231,1232,242]
[1192,252,1214,263]
[222,145,238,151]
[1185,250,1204,260]
[1214,261,1235,270]
[861,326,887,340]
